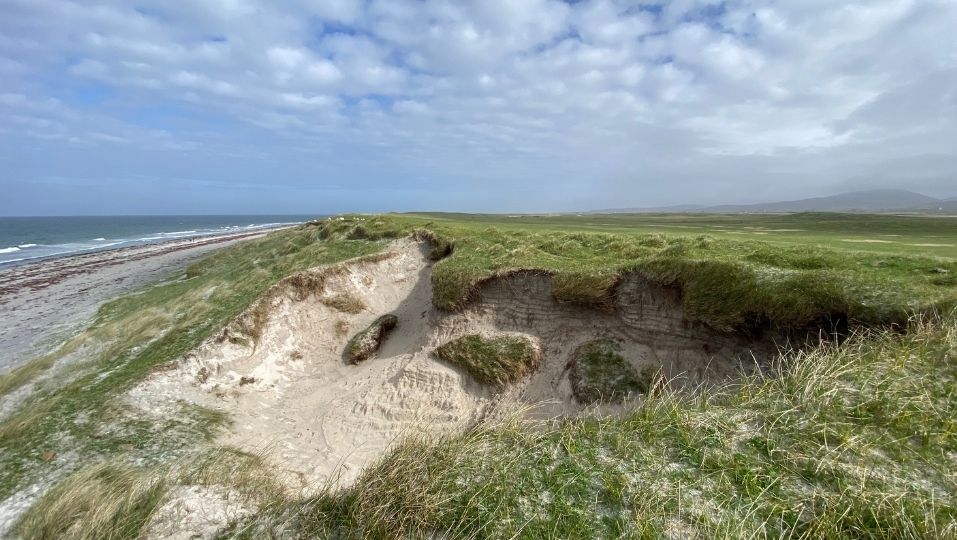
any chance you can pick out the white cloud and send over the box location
[2,0,957,211]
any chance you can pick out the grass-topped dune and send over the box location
[434,333,541,387]
[316,214,957,334]
[1,212,955,538]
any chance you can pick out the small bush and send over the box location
[435,334,541,387]
[569,339,646,404]
[346,314,398,363]
[334,320,350,338]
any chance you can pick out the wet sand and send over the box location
[0,230,279,372]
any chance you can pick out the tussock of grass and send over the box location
[17,447,289,540]
[17,462,168,540]
[568,339,647,403]
[346,314,398,364]
[225,315,957,538]
[321,292,366,314]
[0,355,55,399]
[434,334,541,387]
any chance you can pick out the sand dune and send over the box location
[129,237,780,534]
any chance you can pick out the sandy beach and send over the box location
[0,229,281,372]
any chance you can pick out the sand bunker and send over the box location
[128,238,780,492]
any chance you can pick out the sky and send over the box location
[1,0,956,215]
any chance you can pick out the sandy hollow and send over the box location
[128,238,781,535]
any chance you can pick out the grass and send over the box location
[568,339,649,404]
[17,446,288,540]
[321,292,366,314]
[434,334,541,387]
[2,211,956,537]
[315,213,957,332]
[0,222,387,504]
[222,314,957,539]
[346,314,398,363]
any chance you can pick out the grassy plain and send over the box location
[334,212,957,330]
[1,211,955,538]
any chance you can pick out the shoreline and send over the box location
[0,227,290,372]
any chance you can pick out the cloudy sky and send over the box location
[1,0,956,215]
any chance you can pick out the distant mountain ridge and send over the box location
[592,189,957,214]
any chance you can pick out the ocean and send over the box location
[0,215,319,267]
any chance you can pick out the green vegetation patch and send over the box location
[312,213,957,332]
[346,314,398,364]
[569,339,648,404]
[434,333,541,387]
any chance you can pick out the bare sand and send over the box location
[0,230,278,373]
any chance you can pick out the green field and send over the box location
[1,212,956,539]
[416,212,957,258]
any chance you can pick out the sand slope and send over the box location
[130,238,778,501]
[128,240,491,491]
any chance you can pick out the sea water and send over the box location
[0,215,318,267]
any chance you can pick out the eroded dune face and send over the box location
[128,238,776,490]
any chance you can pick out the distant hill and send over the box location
[592,189,957,214]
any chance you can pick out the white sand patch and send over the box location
[840,239,896,244]
[143,485,253,540]
[0,485,42,537]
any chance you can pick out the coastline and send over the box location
[0,227,289,372]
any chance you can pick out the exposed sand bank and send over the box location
[128,236,782,536]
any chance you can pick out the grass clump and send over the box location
[320,292,366,314]
[568,339,647,404]
[345,314,398,364]
[434,334,541,387]
[17,447,289,540]
[17,462,168,540]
